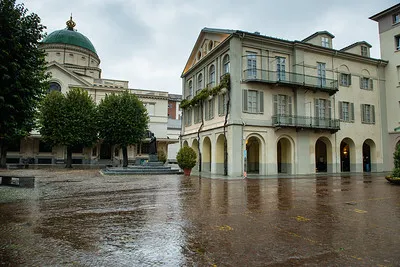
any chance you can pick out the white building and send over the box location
[6,17,177,165]
[180,27,387,178]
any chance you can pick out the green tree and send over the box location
[38,88,98,168]
[392,143,400,177]
[0,0,48,167]
[97,91,149,167]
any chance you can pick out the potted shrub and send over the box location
[386,143,400,184]
[176,146,197,176]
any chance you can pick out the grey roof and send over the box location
[340,41,372,51]
[202,27,236,35]
[168,94,182,101]
[369,3,400,21]
[167,118,181,129]
[302,31,335,42]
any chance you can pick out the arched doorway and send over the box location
[363,139,376,172]
[216,135,226,175]
[246,136,260,174]
[315,137,332,173]
[340,138,355,172]
[202,137,212,172]
[277,137,292,174]
[183,140,189,147]
[191,139,199,170]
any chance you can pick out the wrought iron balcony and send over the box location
[272,114,340,133]
[243,69,338,95]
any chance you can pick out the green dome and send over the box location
[42,28,97,55]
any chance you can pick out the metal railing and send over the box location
[243,69,338,93]
[272,114,340,131]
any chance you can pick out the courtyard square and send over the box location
[0,169,399,266]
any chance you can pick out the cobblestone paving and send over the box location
[1,169,400,266]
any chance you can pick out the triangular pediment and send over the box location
[46,61,93,91]
[182,28,235,76]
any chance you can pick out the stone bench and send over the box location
[0,175,35,188]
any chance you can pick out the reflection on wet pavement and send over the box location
[1,169,400,266]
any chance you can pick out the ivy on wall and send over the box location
[180,74,230,110]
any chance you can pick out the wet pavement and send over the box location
[1,169,400,266]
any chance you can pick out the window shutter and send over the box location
[273,95,278,115]
[288,96,292,115]
[314,98,319,118]
[369,79,373,90]
[350,102,354,122]
[339,102,343,120]
[326,100,331,119]
[348,74,352,85]
[218,95,222,116]
[371,105,375,124]
[259,91,264,113]
[205,100,209,120]
[210,99,214,119]
[243,90,248,112]
[361,104,365,123]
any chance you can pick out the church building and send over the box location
[6,16,177,166]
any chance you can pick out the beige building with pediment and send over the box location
[181,27,387,178]
[6,17,177,166]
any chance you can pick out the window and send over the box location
[361,104,375,124]
[396,35,400,51]
[276,57,286,81]
[208,65,215,88]
[360,77,373,90]
[242,89,264,113]
[218,94,227,116]
[49,82,61,92]
[340,73,351,87]
[188,80,193,98]
[197,73,203,93]
[145,103,155,115]
[184,109,192,126]
[321,37,329,48]
[222,54,230,74]
[208,40,213,51]
[273,95,292,115]
[137,142,150,154]
[39,141,52,153]
[71,144,83,154]
[393,13,400,24]
[194,105,201,123]
[246,52,257,78]
[361,46,368,57]
[339,101,354,122]
[314,98,331,118]
[205,98,214,120]
[317,62,326,87]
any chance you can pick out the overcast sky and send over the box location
[23,0,397,94]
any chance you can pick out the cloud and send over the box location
[22,0,398,94]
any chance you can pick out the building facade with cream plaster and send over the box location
[6,17,177,166]
[370,4,400,171]
[181,27,387,178]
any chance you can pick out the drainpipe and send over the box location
[223,85,230,176]
[197,102,204,173]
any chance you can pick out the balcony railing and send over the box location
[243,69,338,95]
[272,114,340,132]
